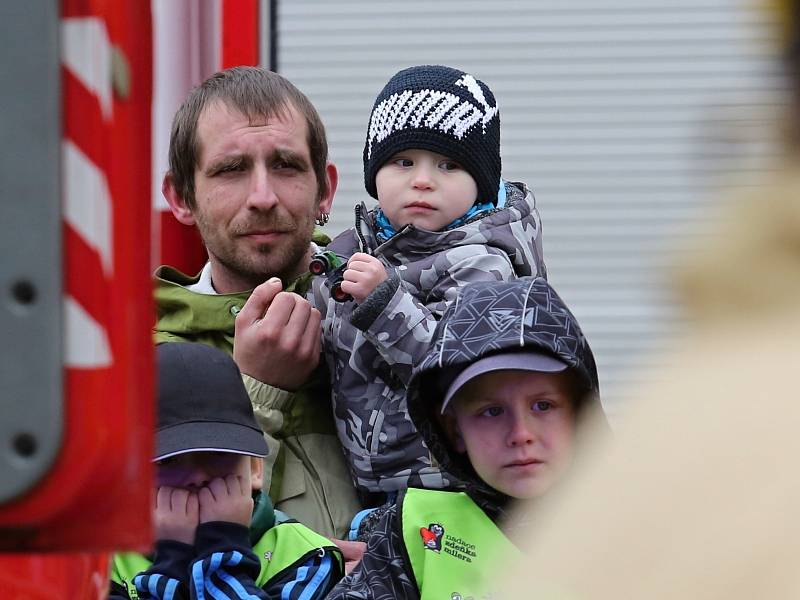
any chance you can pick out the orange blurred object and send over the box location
[0,1,262,596]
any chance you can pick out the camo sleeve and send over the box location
[355,248,515,385]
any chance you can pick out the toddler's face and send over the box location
[155,451,262,492]
[441,370,576,500]
[375,148,478,232]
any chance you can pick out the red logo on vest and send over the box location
[420,523,445,552]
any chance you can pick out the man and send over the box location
[154,66,362,546]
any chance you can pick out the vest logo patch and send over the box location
[420,523,445,552]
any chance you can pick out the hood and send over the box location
[406,276,603,519]
[348,181,546,279]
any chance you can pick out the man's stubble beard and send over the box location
[220,232,311,286]
[196,212,316,290]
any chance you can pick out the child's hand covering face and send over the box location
[154,486,200,544]
[156,452,246,489]
[198,474,254,527]
[153,452,262,538]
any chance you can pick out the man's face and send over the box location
[188,101,329,292]
[442,369,576,500]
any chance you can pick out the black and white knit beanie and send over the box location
[363,65,501,205]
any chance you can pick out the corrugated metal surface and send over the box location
[277,1,787,418]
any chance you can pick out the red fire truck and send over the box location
[0,2,261,596]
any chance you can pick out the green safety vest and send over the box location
[401,488,520,600]
[111,522,340,598]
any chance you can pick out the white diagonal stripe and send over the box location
[61,17,113,119]
[63,140,113,274]
[366,84,497,156]
[64,296,111,367]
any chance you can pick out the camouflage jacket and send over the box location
[310,181,547,494]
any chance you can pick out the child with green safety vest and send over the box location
[109,342,343,600]
[326,277,608,600]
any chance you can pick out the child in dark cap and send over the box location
[110,342,343,600]
[326,277,607,599]
[311,65,548,517]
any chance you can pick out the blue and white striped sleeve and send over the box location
[262,551,337,600]
[191,522,341,600]
[134,572,185,600]
[125,540,193,600]
[190,522,267,600]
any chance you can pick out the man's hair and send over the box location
[167,66,329,208]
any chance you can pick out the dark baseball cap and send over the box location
[155,342,269,462]
[440,350,569,413]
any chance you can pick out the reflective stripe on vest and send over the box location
[112,521,341,597]
[401,488,520,599]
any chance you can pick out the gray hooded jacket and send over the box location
[408,276,602,518]
[327,276,603,600]
[311,181,547,494]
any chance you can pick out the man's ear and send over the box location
[317,161,338,216]
[250,456,265,491]
[162,173,196,227]
[438,410,467,454]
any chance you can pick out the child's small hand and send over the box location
[198,475,253,527]
[340,253,388,304]
[154,486,199,545]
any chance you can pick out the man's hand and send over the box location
[154,486,199,545]
[234,277,321,390]
[339,253,388,304]
[329,538,366,574]
[197,475,253,527]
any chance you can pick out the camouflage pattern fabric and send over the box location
[310,181,547,494]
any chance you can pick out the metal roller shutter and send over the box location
[277,1,786,419]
